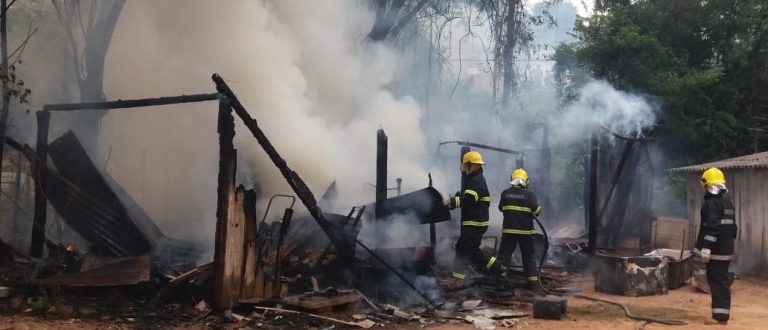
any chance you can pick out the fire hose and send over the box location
[531,214,688,326]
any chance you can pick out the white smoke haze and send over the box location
[90,0,448,249]
[552,80,657,144]
[1,0,666,262]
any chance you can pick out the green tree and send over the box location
[560,0,768,165]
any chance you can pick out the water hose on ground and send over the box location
[531,215,688,326]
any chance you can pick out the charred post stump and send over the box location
[213,95,241,314]
[533,295,567,320]
[30,110,50,257]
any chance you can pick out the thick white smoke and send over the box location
[94,0,446,246]
[552,80,657,144]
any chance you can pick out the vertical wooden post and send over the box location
[587,129,600,254]
[241,189,259,299]
[375,129,387,247]
[213,95,238,312]
[12,150,22,232]
[30,110,50,257]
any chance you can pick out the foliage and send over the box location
[559,0,768,165]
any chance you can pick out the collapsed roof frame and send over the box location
[33,93,220,258]
[34,73,437,314]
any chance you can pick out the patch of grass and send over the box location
[568,302,700,322]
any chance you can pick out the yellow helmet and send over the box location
[462,151,485,165]
[701,167,725,189]
[510,168,529,186]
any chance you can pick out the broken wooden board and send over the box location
[31,254,150,286]
[283,291,362,314]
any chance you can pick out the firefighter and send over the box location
[497,169,541,290]
[695,167,736,325]
[442,150,495,287]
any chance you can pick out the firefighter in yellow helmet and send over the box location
[497,169,541,291]
[441,150,495,288]
[695,167,736,325]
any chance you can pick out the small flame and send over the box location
[66,244,74,252]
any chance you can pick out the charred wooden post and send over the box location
[211,73,351,257]
[428,173,436,251]
[241,189,259,299]
[30,110,50,257]
[273,206,294,298]
[12,150,22,231]
[375,129,388,247]
[587,129,600,254]
[212,74,439,306]
[213,95,239,312]
[533,296,567,320]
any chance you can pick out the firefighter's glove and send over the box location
[700,248,711,263]
[443,198,451,207]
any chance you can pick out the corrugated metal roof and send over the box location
[668,151,768,172]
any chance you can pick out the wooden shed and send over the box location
[669,151,768,273]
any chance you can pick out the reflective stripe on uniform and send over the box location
[502,228,534,235]
[721,219,734,225]
[480,196,492,202]
[501,205,532,213]
[462,221,490,227]
[455,196,461,208]
[452,272,466,280]
[464,189,479,201]
[486,256,497,270]
[534,205,542,215]
[712,308,730,315]
[527,276,539,281]
[704,235,717,242]
[696,249,735,261]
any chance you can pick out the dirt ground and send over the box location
[1,275,767,330]
[427,274,768,330]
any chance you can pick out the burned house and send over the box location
[669,151,768,273]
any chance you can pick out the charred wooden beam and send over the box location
[439,140,524,155]
[211,73,353,261]
[30,110,50,257]
[42,93,220,111]
[212,74,439,307]
[213,94,239,311]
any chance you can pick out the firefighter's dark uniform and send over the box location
[448,168,492,280]
[694,192,736,322]
[497,185,541,285]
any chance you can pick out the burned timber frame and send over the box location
[31,73,437,316]
[32,93,220,258]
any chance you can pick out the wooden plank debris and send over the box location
[168,261,213,287]
[31,254,150,286]
[252,306,363,328]
[283,291,362,314]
